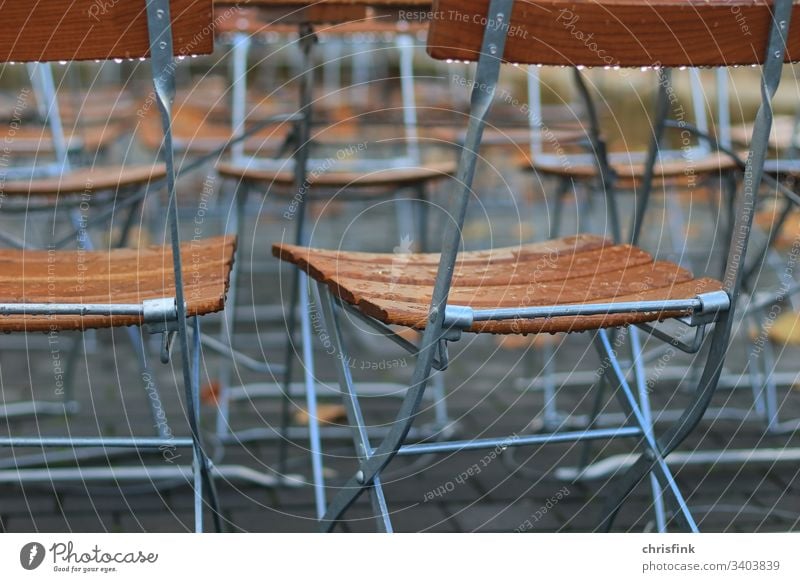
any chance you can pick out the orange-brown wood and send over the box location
[0,164,166,197]
[0,0,214,63]
[273,235,723,334]
[427,0,800,67]
[217,160,457,188]
[216,1,368,25]
[1,124,127,156]
[429,125,586,148]
[520,151,738,183]
[731,114,799,150]
[216,6,427,35]
[0,236,235,332]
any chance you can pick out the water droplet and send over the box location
[159,41,167,50]
[489,44,498,55]
[156,8,165,19]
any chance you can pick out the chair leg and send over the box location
[179,313,223,532]
[214,180,249,442]
[594,329,698,532]
[550,176,570,238]
[539,338,561,430]
[395,192,416,250]
[414,183,450,433]
[415,183,429,253]
[317,282,392,531]
[628,326,668,532]
[747,313,780,432]
[190,316,205,532]
[301,276,327,519]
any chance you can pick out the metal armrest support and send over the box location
[443,290,730,330]
[635,319,707,354]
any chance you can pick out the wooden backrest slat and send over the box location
[0,0,213,63]
[427,0,800,67]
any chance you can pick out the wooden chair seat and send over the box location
[1,124,126,156]
[273,233,722,334]
[1,164,166,197]
[136,106,360,154]
[56,90,136,126]
[428,126,586,148]
[521,152,737,184]
[731,115,798,151]
[0,235,236,332]
[217,160,457,189]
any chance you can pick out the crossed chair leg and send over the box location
[312,278,702,532]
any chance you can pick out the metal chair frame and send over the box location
[211,12,453,519]
[0,0,229,533]
[299,0,794,532]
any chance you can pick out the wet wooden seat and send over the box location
[1,164,166,198]
[1,124,126,156]
[0,0,234,333]
[217,159,457,191]
[0,235,236,333]
[274,233,722,334]
[520,152,738,186]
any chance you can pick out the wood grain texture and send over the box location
[0,236,235,332]
[0,0,213,63]
[216,160,456,188]
[0,124,126,156]
[216,6,427,34]
[521,152,738,182]
[273,234,723,334]
[428,0,800,67]
[0,164,166,196]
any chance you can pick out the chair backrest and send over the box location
[0,0,213,63]
[428,0,800,67]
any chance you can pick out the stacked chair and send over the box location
[0,0,235,532]
[272,0,797,531]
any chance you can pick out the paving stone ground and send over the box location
[0,161,799,533]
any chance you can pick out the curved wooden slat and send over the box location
[1,125,127,157]
[1,164,166,197]
[217,160,457,188]
[0,0,213,63]
[273,234,723,334]
[0,236,236,332]
[522,151,738,182]
[427,0,800,67]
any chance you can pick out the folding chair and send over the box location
[211,1,456,518]
[273,0,797,531]
[0,0,234,532]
